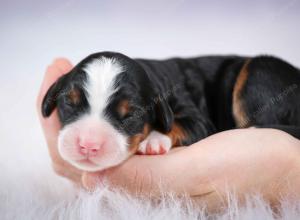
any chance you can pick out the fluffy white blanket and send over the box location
[1,126,300,219]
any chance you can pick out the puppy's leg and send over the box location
[138,131,172,155]
[138,97,216,155]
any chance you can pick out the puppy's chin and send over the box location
[67,154,129,172]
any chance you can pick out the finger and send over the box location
[51,57,73,73]
[82,171,106,191]
[82,172,97,191]
[36,58,73,113]
[52,161,83,184]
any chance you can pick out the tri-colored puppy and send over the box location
[42,52,300,171]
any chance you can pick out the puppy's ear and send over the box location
[155,96,174,132]
[131,60,174,132]
[41,75,67,117]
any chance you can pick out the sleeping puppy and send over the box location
[42,52,300,171]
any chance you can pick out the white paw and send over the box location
[138,131,172,155]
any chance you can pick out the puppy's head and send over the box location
[42,52,173,171]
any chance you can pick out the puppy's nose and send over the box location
[78,141,101,157]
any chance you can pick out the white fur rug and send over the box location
[1,103,300,220]
[1,160,300,220]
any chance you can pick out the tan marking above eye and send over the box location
[68,89,81,105]
[118,100,130,117]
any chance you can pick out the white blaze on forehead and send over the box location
[83,57,123,116]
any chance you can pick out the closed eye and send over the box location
[66,89,81,105]
[118,100,131,118]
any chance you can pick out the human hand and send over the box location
[82,129,300,209]
[36,58,82,183]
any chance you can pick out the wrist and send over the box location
[276,138,300,200]
[290,142,300,191]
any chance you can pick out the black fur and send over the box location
[42,52,300,145]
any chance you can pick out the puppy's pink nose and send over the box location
[78,141,101,157]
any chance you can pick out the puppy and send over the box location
[42,52,300,171]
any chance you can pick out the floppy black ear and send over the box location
[155,96,174,133]
[41,75,67,117]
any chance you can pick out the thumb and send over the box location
[82,171,106,191]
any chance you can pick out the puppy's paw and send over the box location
[138,131,172,155]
